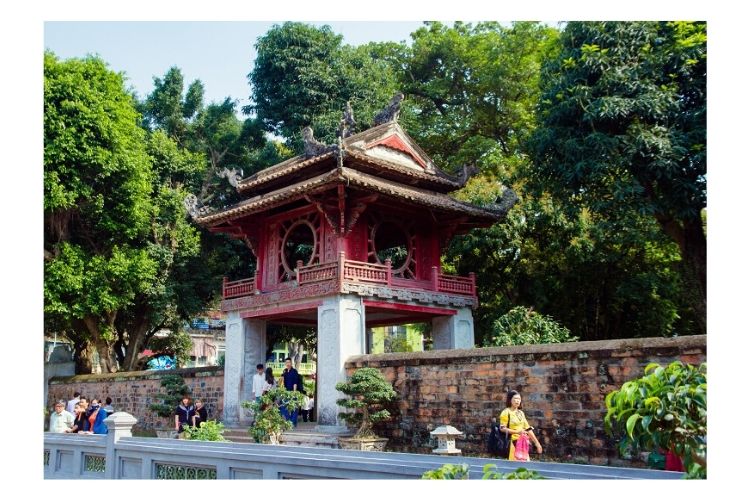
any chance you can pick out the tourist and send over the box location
[49,400,75,433]
[301,392,314,422]
[66,391,81,414]
[498,390,543,461]
[102,396,115,415]
[70,403,87,433]
[252,363,266,402]
[280,357,300,426]
[192,399,208,428]
[262,366,275,394]
[174,396,195,437]
[82,398,109,434]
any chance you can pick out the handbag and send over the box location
[514,434,530,461]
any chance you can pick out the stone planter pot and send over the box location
[269,432,281,445]
[155,429,177,439]
[338,436,388,452]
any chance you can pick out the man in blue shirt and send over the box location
[280,357,301,426]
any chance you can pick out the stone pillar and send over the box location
[316,295,366,431]
[432,307,475,350]
[223,312,266,426]
[103,412,137,479]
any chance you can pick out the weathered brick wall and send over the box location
[345,335,706,466]
[47,367,224,430]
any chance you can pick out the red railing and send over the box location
[297,261,338,285]
[223,257,476,299]
[342,259,390,285]
[222,276,256,299]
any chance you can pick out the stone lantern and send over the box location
[430,425,464,455]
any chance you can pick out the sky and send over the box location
[2,0,749,496]
[44,21,427,116]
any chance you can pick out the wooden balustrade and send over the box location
[222,277,256,299]
[223,258,476,299]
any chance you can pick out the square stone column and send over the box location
[432,307,475,350]
[223,312,266,426]
[316,295,366,430]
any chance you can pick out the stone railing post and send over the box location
[103,412,138,479]
[385,258,392,286]
[296,260,303,283]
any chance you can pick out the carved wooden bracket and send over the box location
[306,189,379,236]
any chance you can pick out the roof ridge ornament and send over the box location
[218,167,242,188]
[372,92,404,126]
[456,164,480,187]
[484,187,519,217]
[338,101,356,139]
[302,126,337,158]
[184,193,214,220]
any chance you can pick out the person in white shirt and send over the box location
[252,363,266,402]
[65,392,80,414]
[262,367,276,395]
[301,392,315,422]
[49,400,75,433]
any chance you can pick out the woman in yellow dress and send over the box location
[499,390,543,460]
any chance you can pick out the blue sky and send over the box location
[44,21,426,116]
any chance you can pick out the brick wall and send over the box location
[47,367,224,430]
[345,335,706,466]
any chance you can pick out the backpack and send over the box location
[487,422,510,458]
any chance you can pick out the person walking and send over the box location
[174,396,195,438]
[49,400,75,433]
[252,364,266,403]
[499,390,543,461]
[65,392,80,414]
[280,357,300,426]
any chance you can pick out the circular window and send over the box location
[373,221,410,271]
[282,221,316,273]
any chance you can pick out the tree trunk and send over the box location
[655,214,707,335]
[120,314,153,372]
[74,342,95,374]
[682,219,707,335]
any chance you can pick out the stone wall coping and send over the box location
[346,335,706,366]
[48,366,224,384]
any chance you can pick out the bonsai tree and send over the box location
[149,373,191,424]
[604,361,707,478]
[335,368,397,439]
[242,387,305,444]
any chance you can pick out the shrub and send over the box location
[604,361,707,479]
[242,387,306,444]
[335,368,397,439]
[488,306,578,346]
[421,463,544,479]
[182,420,226,441]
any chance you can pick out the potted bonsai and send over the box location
[336,368,398,451]
[149,373,191,438]
[242,387,305,445]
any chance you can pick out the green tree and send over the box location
[604,362,707,478]
[45,52,156,372]
[247,22,400,147]
[528,21,707,333]
[488,306,578,346]
[141,66,204,141]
